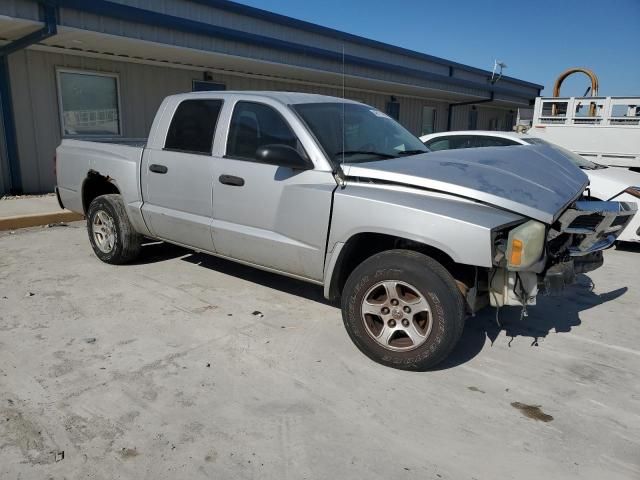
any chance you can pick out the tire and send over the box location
[87,194,142,264]
[341,249,465,370]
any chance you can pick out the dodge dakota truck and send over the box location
[56,91,637,370]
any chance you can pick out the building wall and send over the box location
[0,107,9,195]
[449,104,516,131]
[8,48,456,193]
[40,3,493,101]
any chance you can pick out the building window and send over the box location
[421,106,437,135]
[192,80,226,92]
[57,69,121,137]
[164,99,224,154]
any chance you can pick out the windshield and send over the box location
[522,137,605,170]
[292,102,428,165]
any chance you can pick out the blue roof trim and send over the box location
[51,0,538,100]
[188,0,543,91]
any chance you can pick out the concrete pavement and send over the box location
[0,223,639,479]
[0,194,83,231]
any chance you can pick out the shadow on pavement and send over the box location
[616,242,640,253]
[435,274,628,370]
[182,251,333,306]
[136,242,628,370]
[128,241,190,265]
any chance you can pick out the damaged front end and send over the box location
[488,199,637,308]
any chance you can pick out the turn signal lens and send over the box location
[510,239,523,266]
[505,220,545,270]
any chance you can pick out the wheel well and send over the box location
[327,232,476,301]
[82,172,120,213]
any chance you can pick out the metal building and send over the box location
[0,0,542,194]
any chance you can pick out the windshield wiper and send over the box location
[397,149,428,156]
[334,150,397,159]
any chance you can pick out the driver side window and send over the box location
[226,101,302,161]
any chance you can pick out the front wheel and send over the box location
[341,250,465,370]
[87,194,142,264]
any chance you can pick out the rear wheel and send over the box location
[341,249,465,370]
[87,194,142,264]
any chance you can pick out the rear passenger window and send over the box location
[474,137,520,147]
[425,138,451,151]
[164,99,223,154]
[226,101,300,161]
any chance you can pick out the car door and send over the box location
[210,100,336,281]
[141,98,223,251]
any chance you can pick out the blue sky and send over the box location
[236,0,640,96]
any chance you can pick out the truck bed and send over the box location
[56,138,146,214]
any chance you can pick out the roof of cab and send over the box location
[169,90,363,106]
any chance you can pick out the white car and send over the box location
[420,130,640,243]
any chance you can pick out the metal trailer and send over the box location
[528,96,640,168]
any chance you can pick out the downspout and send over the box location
[0,1,57,194]
[447,92,494,131]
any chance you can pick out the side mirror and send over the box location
[255,144,314,170]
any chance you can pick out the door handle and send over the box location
[149,164,168,174]
[219,174,245,187]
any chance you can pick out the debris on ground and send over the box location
[84,338,97,344]
[467,386,485,394]
[120,447,139,458]
[45,222,69,228]
[252,311,264,317]
[54,451,65,462]
[511,402,554,422]
[0,193,55,201]
[206,363,211,368]
[24,292,35,297]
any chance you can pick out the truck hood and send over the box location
[342,144,589,224]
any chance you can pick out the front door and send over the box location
[211,101,336,281]
[141,98,223,251]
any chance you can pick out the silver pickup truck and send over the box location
[56,91,636,370]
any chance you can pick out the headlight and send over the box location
[624,187,640,199]
[506,220,546,270]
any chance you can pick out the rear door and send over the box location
[141,98,223,251]
[210,100,336,281]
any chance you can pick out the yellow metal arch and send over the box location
[553,67,599,97]
[552,67,600,116]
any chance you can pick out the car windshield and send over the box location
[521,137,606,170]
[292,102,428,165]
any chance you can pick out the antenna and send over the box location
[490,60,507,84]
[341,43,345,167]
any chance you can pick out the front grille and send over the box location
[568,214,604,231]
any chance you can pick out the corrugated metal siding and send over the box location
[53,6,493,100]
[0,0,40,21]
[449,104,516,131]
[0,109,8,195]
[9,49,200,192]
[106,0,452,76]
[9,49,436,193]
[2,0,539,102]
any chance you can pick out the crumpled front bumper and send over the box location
[555,200,637,255]
[541,251,604,295]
